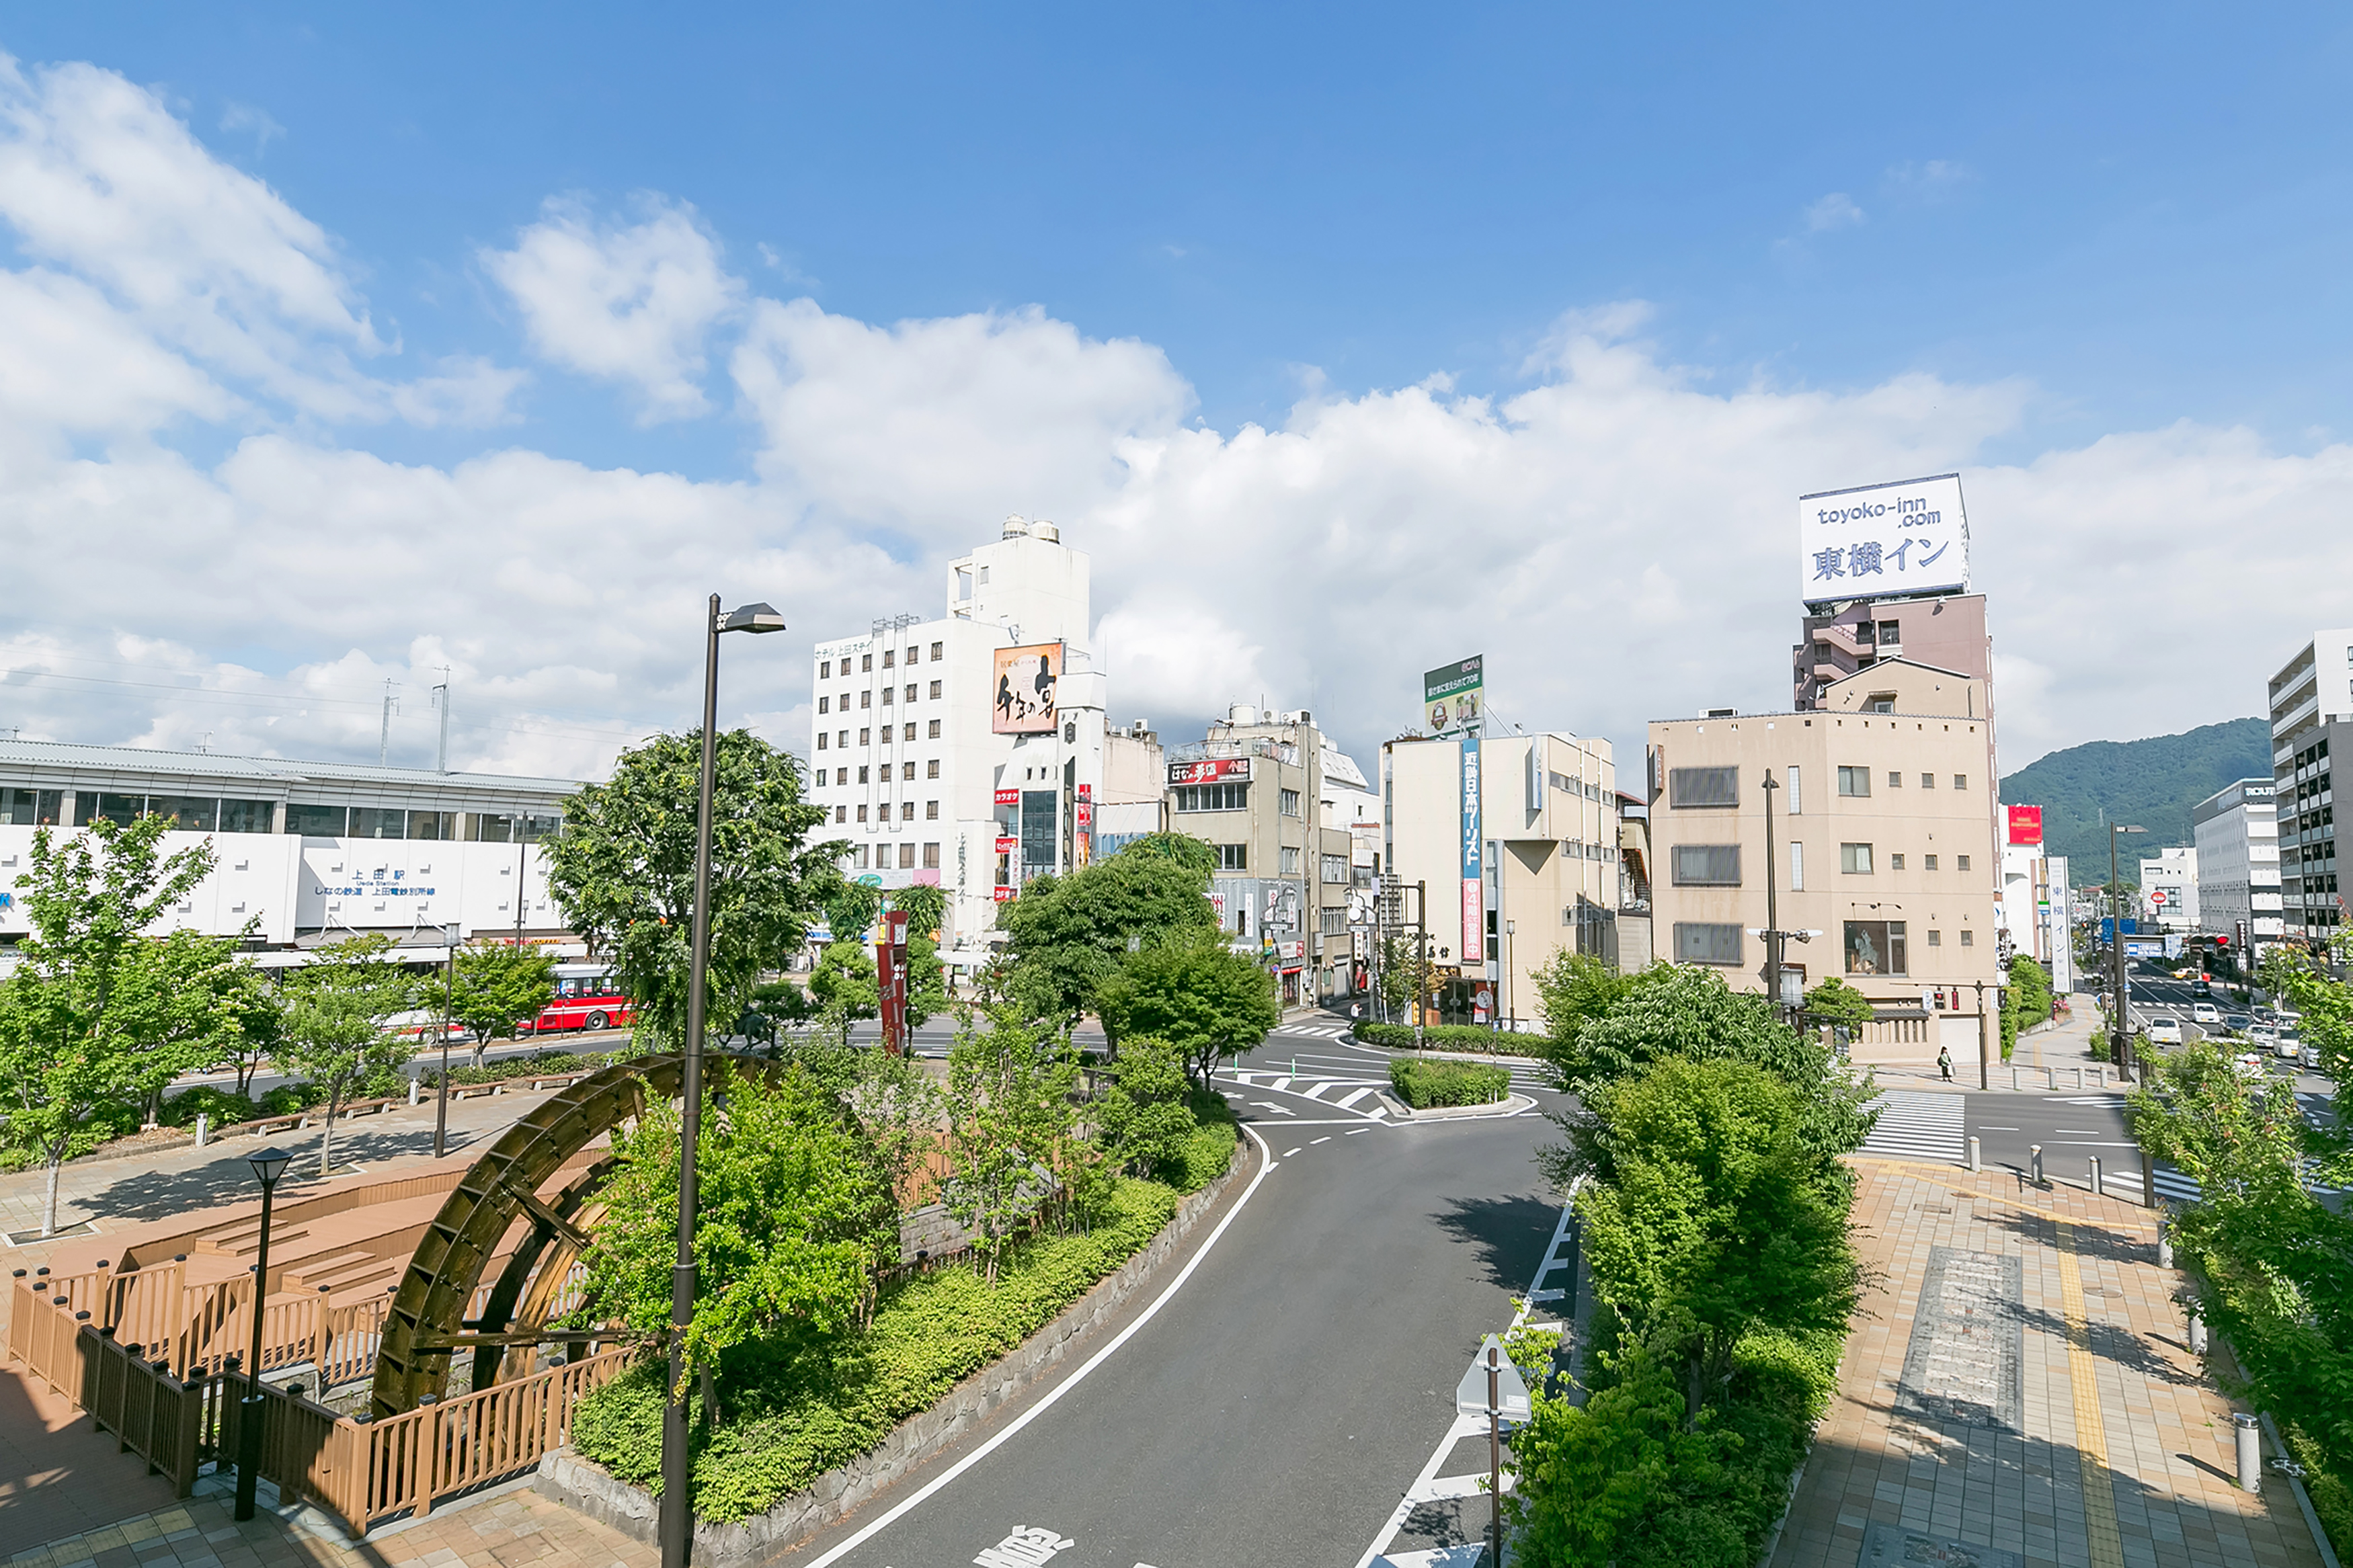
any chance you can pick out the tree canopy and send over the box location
[546,729,841,1050]
[1095,930,1279,1083]
[996,846,1221,1026]
[432,940,556,1068]
[274,934,417,1175]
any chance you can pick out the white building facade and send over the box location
[2139,846,2200,933]
[2192,778,2282,953]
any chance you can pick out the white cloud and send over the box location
[218,102,283,151]
[1804,192,1866,233]
[485,196,743,422]
[1885,159,1975,199]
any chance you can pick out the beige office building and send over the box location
[1648,657,2001,1061]
[1384,731,1620,1028]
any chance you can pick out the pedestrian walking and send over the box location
[1937,1044,1954,1083]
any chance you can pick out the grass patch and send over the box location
[572,1147,1232,1522]
[1388,1058,1512,1108]
[1355,1022,1550,1057]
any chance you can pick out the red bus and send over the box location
[526,964,635,1034]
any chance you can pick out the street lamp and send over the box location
[234,1145,294,1522]
[662,596,785,1568]
[433,922,460,1159]
[2110,823,2147,1077]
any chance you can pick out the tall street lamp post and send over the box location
[2110,823,2147,1077]
[233,1145,294,1521]
[434,923,459,1159]
[662,597,785,1568]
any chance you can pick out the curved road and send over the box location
[776,1024,1568,1568]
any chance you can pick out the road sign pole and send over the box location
[1487,1344,1503,1563]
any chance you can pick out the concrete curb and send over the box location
[535,1139,1257,1565]
[1388,1092,1536,1122]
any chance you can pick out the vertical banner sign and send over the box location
[1074,783,1094,868]
[878,910,909,1055]
[1461,735,1484,967]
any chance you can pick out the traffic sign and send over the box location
[1455,1335,1532,1420]
[2151,891,2168,905]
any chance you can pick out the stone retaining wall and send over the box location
[536,1138,1257,1565]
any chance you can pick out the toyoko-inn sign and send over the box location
[1798,473,1970,604]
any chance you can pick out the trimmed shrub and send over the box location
[1354,1022,1549,1057]
[1388,1059,1512,1108]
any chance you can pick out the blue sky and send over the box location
[2,5,2351,775]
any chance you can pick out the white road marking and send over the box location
[1334,1087,1375,1110]
[1283,1147,1303,1157]
[1345,1127,1371,1135]
[1312,1137,1332,1145]
[1408,1471,1516,1503]
[1251,1102,1298,1116]
[1858,1090,1965,1163]
[797,1125,1279,1568]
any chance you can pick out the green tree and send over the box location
[998,852,1221,1028]
[2000,955,2053,1061]
[1109,831,1220,878]
[115,927,273,1124]
[887,882,947,940]
[808,941,879,1019]
[578,1063,891,1415]
[1533,950,1648,1057]
[1800,975,1876,1035]
[903,934,948,1028]
[1092,1034,1197,1178]
[1095,930,1280,1084]
[545,729,840,1052]
[822,878,882,947]
[1379,932,1434,1022]
[2264,936,2353,1083]
[273,935,417,1176]
[431,940,557,1070]
[0,815,215,1235]
[1569,1057,1866,1425]
[941,1008,1080,1280]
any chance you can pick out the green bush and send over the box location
[571,1176,1187,1521]
[420,1049,601,1087]
[158,1087,261,1128]
[1354,1022,1548,1056]
[1388,1058,1512,1108]
[1163,1089,1238,1192]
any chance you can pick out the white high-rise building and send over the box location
[805,518,1158,970]
[2193,778,2282,954]
[2139,846,2199,933]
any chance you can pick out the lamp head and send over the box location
[247,1146,294,1188]
[2116,823,2147,835]
[720,602,787,635]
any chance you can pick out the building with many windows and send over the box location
[0,739,580,955]
[1646,657,2000,1059]
[2192,778,2281,956]
[2266,630,2352,946]
[2137,846,2199,934]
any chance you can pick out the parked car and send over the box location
[2192,1001,2221,1025]
[2276,1030,2304,1061]
[2249,1024,2280,1050]
[2147,1017,2184,1046]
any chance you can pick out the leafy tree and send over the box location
[2264,935,2353,1083]
[2000,956,2053,1061]
[1092,1034,1197,1178]
[1533,950,1648,1057]
[1094,930,1279,1084]
[273,934,417,1176]
[1378,932,1425,1020]
[1109,831,1220,878]
[206,958,285,1098]
[1800,975,1875,1035]
[545,729,841,1052]
[431,940,557,1069]
[1569,1057,1866,1425]
[115,927,274,1123]
[0,815,215,1235]
[941,1007,1080,1280]
[577,1063,891,1415]
[823,880,882,946]
[903,934,948,1028]
[887,882,947,940]
[997,851,1221,1028]
[808,941,879,1019]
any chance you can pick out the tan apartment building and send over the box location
[1384,731,1620,1028]
[1648,657,2001,1063]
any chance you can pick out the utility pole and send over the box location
[1415,878,1429,1053]
[379,680,399,766]
[2110,823,2147,1078]
[433,667,452,774]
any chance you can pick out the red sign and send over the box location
[993,788,1020,806]
[1168,757,1251,786]
[877,911,910,1055]
[2151,889,2168,905]
[994,836,1019,855]
[2006,805,2044,845]
[993,886,1016,903]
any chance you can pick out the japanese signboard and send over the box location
[1461,735,1484,965]
[1799,474,1969,604]
[1424,655,1484,739]
[992,643,1063,734]
[2007,804,2044,845]
[1168,757,1252,786]
[993,788,1020,806]
[1074,784,1092,868]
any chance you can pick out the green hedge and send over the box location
[1353,1022,1552,1057]
[1388,1058,1513,1108]
[420,1049,606,1087]
[572,1174,1199,1522]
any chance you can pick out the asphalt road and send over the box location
[776,1022,1568,1568]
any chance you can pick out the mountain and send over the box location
[1999,717,2272,885]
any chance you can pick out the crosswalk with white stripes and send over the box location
[1218,1067,1392,1117]
[1270,1022,1355,1038]
[1858,1090,1966,1163]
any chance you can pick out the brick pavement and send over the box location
[1771,1159,2328,1568]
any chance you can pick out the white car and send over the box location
[2235,1050,2270,1078]
[2276,1031,2304,1061]
[2192,1001,2221,1026]
[2249,1025,2280,1050]
[2147,1018,2184,1046]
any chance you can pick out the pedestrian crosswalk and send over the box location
[1219,1067,1392,1117]
[1272,1023,1354,1038]
[1859,1090,1966,1164]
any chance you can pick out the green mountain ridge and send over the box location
[1999,717,2272,887]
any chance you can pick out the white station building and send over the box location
[0,739,582,962]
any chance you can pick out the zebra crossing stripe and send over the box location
[1859,1090,1966,1163]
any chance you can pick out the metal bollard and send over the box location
[2047,1066,2057,1090]
[1968,1136,1981,1173]
[2010,1067,2020,1091]
[2089,1155,2102,1196]
[2159,1220,2174,1270]
[194,1113,209,1148]
[2188,1304,2208,1354]
[2095,1065,2106,1089]
[2030,1145,2044,1185]
[2075,1067,2085,1089]
[2235,1412,2263,1492]
[2141,1148,2156,1207]
[409,1079,422,1106]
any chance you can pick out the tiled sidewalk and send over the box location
[1771,1160,2329,1568]
[6,1482,655,1568]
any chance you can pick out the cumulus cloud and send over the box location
[1804,192,1866,232]
[485,196,743,421]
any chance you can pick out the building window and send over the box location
[821,660,832,678]
[901,802,916,821]
[1890,853,1906,870]
[219,798,272,834]
[840,730,850,748]
[1280,788,1302,817]
[1953,774,1968,790]
[1786,766,1801,813]
[1921,772,1936,788]
[1320,907,1348,936]
[1837,766,1871,797]
[836,806,847,823]
[931,641,944,660]
[902,761,916,780]
[926,759,940,778]
[1868,695,1896,714]
[856,804,869,823]
[859,728,870,745]
[861,655,872,672]
[818,733,829,750]
[1217,843,1247,870]
[1960,929,1975,946]
[1878,620,1901,644]
[1841,842,1874,874]
[1843,919,1907,976]
[858,766,871,784]
[287,802,348,836]
[926,800,939,819]
[928,719,942,738]
[407,810,456,841]
[1924,854,1939,870]
[923,841,940,868]
[1322,854,1349,883]
[882,649,895,668]
[1887,770,1903,788]
[1668,767,1739,808]
[1956,855,1970,871]
[1671,844,1742,886]
[904,723,916,741]
[897,843,915,869]
[881,686,892,706]
[1673,922,1745,965]
[860,690,871,708]
[904,684,916,702]
[1174,783,1249,812]
[1927,929,1942,946]
[854,845,869,868]
[1789,841,1804,890]
[1280,847,1302,874]
[818,696,830,714]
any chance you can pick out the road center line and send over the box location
[799,1124,1280,1568]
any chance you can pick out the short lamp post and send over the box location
[234,1145,294,1522]
[2110,823,2147,1077]
[662,597,785,1568]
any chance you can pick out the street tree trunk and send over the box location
[41,1147,64,1238]
[319,1085,342,1176]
